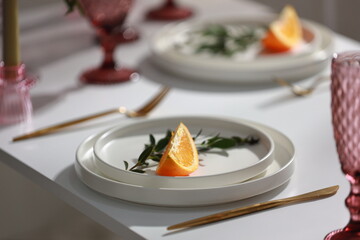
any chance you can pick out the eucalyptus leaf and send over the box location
[192,24,261,57]
[123,161,129,170]
[246,136,260,145]
[232,136,245,145]
[205,134,221,144]
[208,138,237,149]
[138,145,154,164]
[64,0,77,14]
[154,130,172,152]
[155,137,170,152]
[202,25,228,37]
[150,134,156,146]
[149,154,162,162]
[130,169,146,173]
[193,129,202,141]
[63,0,84,15]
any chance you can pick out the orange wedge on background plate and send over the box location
[156,122,199,176]
[262,5,302,52]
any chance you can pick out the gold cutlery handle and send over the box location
[167,185,339,230]
[12,87,170,142]
[12,108,121,141]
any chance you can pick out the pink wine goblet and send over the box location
[326,51,360,239]
[78,0,137,84]
[113,25,139,43]
[147,0,193,21]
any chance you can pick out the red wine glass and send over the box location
[326,51,360,239]
[78,0,137,84]
[113,25,139,43]
[147,0,193,21]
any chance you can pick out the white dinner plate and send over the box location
[93,117,274,188]
[150,15,333,83]
[75,118,295,207]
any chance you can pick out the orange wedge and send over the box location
[156,122,199,176]
[262,5,302,52]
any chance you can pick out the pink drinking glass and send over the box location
[78,0,137,84]
[146,0,193,21]
[0,63,36,125]
[326,51,360,239]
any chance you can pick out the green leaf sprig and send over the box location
[124,129,259,173]
[63,0,84,15]
[189,24,262,57]
[124,130,172,173]
[196,134,260,152]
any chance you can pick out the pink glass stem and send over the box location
[326,51,360,239]
[99,33,116,69]
[146,0,193,21]
[164,0,176,7]
[344,176,360,227]
[325,178,360,239]
[113,26,139,43]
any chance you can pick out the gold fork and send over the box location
[274,76,328,97]
[13,86,170,142]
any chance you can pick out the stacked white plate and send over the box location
[75,116,295,207]
[150,15,333,84]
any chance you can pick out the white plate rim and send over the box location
[75,117,295,207]
[92,116,275,188]
[150,16,333,83]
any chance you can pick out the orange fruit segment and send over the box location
[156,122,199,176]
[262,5,302,52]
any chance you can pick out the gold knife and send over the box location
[168,185,339,231]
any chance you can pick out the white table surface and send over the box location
[1,0,360,239]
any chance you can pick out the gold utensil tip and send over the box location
[167,185,339,231]
[13,87,170,142]
[274,76,328,97]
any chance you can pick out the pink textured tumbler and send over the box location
[0,63,36,125]
[326,51,360,239]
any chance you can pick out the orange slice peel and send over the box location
[156,122,199,176]
[262,5,302,52]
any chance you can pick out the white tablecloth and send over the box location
[1,0,360,239]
